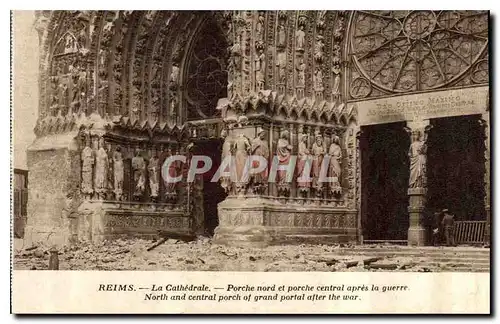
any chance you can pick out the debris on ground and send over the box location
[12,238,489,272]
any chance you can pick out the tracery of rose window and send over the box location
[349,11,488,99]
[185,20,228,121]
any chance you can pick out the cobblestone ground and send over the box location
[13,237,486,272]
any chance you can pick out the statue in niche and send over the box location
[256,12,265,41]
[58,82,69,113]
[220,129,234,194]
[314,36,324,62]
[231,37,242,68]
[234,132,251,193]
[328,135,342,196]
[169,64,180,89]
[332,65,341,100]
[113,146,124,201]
[169,96,178,124]
[250,127,269,194]
[106,143,114,200]
[132,149,146,200]
[312,131,325,196]
[81,135,94,199]
[70,72,80,112]
[278,23,286,48]
[276,52,287,84]
[408,129,427,189]
[49,76,59,116]
[295,25,306,51]
[94,137,109,200]
[297,132,312,196]
[255,49,266,90]
[64,34,77,54]
[276,129,293,195]
[165,148,182,201]
[148,152,160,201]
[314,68,324,91]
[296,58,306,87]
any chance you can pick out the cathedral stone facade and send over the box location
[27,10,490,247]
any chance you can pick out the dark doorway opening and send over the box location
[427,115,486,221]
[360,122,410,242]
[194,138,227,235]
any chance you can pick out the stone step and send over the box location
[331,250,490,258]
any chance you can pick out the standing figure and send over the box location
[332,65,341,100]
[148,152,160,201]
[165,148,181,201]
[408,130,427,189]
[113,146,124,201]
[255,50,266,90]
[276,129,293,194]
[441,209,456,246]
[296,133,312,195]
[81,136,94,199]
[311,132,325,196]
[314,69,324,90]
[220,129,234,194]
[250,127,269,194]
[278,23,286,47]
[276,52,287,84]
[296,59,306,87]
[234,132,252,192]
[169,64,180,89]
[295,25,305,50]
[256,13,265,40]
[328,135,342,196]
[94,137,109,200]
[132,149,146,200]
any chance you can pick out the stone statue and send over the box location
[220,129,233,193]
[409,130,427,189]
[81,136,94,199]
[255,50,266,90]
[58,83,68,111]
[256,13,265,41]
[312,131,325,196]
[250,127,269,193]
[169,64,179,88]
[296,59,306,87]
[234,132,252,192]
[70,72,80,111]
[295,25,305,50]
[276,52,287,83]
[314,68,323,90]
[276,129,293,193]
[94,137,109,200]
[148,152,160,201]
[113,146,124,201]
[231,38,242,68]
[64,34,77,54]
[314,37,324,62]
[332,65,341,99]
[165,148,182,201]
[297,132,312,194]
[49,77,59,115]
[278,23,286,47]
[328,135,342,195]
[132,149,146,200]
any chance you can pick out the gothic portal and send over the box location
[27,11,490,247]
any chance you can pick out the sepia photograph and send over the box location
[10,8,491,314]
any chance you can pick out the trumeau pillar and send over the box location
[405,120,431,246]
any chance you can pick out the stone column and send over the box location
[406,120,431,246]
[481,113,490,245]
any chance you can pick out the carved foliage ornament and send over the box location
[350,11,489,98]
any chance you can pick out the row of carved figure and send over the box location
[80,136,186,203]
[220,127,343,198]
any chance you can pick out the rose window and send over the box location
[349,10,488,97]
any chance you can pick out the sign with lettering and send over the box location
[350,86,489,126]
[104,213,191,234]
